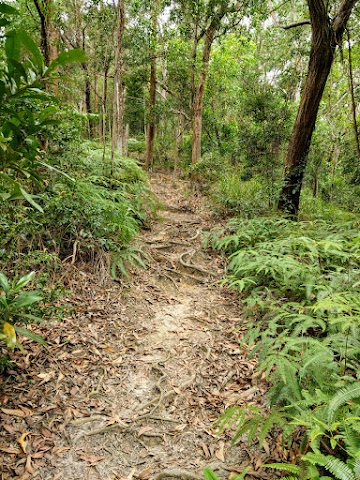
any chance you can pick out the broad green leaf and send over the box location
[13,271,35,291]
[0,272,10,294]
[46,49,88,74]
[0,3,19,15]
[203,468,221,480]
[38,106,58,123]
[12,291,42,308]
[14,326,46,345]
[5,30,20,61]
[19,187,44,212]
[17,30,43,72]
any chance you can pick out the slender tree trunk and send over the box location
[145,55,157,170]
[100,64,109,144]
[190,28,198,114]
[111,0,126,173]
[93,73,99,137]
[191,26,216,178]
[174,111,183,175]
[33,0,58,92]
[145,1,159,171]
[278,0,358,217]
[347,29,360,158]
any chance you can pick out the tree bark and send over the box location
[111,0,126,173]
[191,25,216,176]
[145,1,159,171]
[190,3,228,179]
[100,63,109,144]
[145,53,157,170]
[278,0,358,217]
[347,29,360,158]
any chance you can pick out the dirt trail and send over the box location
[0,173,267,480]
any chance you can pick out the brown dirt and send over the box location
[0,173,273,480]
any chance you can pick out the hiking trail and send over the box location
[1,173,269,480]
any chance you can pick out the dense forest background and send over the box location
[2,1,360,479]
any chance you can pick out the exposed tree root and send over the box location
[179,250,211,276]
[154,470,202,480]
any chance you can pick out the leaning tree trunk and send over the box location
[278,34,334,216]
[278,0,358,217]
[191,25,216,178]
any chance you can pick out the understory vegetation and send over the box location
[207,216,360,479]
[2,0,360,478]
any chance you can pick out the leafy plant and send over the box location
[210,216,360,477]
[0,3,87,210]
[0,271,46,351]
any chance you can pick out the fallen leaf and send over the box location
[0,446,21,454]
[215,441,225,462]
[1,408,25,417]
[53,446,71,456]
[263,438,270,456]
[25,455,34,474]
[3,322,17,350]
[137,466,154,479]
[78,452,104,464]
[17,432,31,454]
[3,424,16,434]
[138,426,153,437]
[37,372,53,383]
[112,355,123,364]
[199,440,210,458]
[19,406,34,417]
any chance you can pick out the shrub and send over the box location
[210,216,360,477]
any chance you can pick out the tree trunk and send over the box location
[191,25,216,178]
[100,64,109,144]
[145,56,156,170]
[145,2,159,171]
[111,0,126,173]
[278,0,358,217]
[190,29,198,115]
[347,29,360,158]
[174,111,183,175]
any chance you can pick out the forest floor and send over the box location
[1,173,279,480]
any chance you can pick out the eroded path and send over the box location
[1,173,267,480]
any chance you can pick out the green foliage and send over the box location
[1,142,152,279]
[127,137,146,153]
[0,271,45,353]
[211,215,360,478]
[0,6,87,211]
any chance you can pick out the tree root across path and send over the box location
[0,172,270,480]
[154,470,203,480]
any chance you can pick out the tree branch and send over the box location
[281,19,311,29]
[268,0,310,29]
[333,0,359,40]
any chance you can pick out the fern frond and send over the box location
[328,383,360,423]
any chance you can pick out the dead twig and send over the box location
[219,370,236,390]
